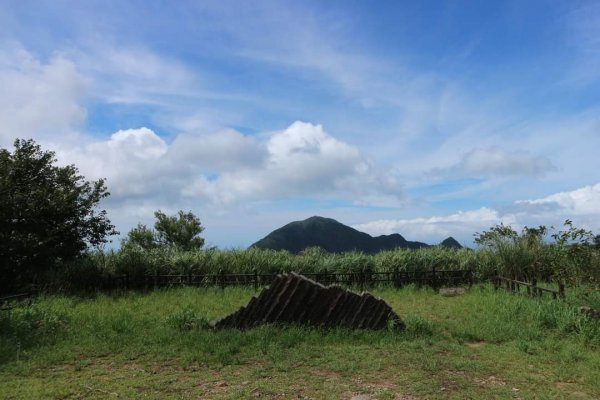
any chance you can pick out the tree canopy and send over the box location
[122,210,205,251]
[0,139,117,292]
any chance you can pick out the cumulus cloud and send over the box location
[181,121,402,205]
[458,147,556,177]
[170,129,267,172]
[54,121,401,207]
[515,183,600,216]
[353,208,508,243]
[0,44,87,145]
[353,183,600,245]
[55,127,175,198]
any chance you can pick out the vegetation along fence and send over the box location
[100,268,474,291]
[493,275,565,300]
[0,292,36,311]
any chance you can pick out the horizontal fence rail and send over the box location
[0,292,36,311]
[96,269,474,291]
[492,275,565,300]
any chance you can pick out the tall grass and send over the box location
[35,240,600,292]
[79,246,483,278]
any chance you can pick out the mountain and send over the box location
[439,237,463,249]
[250,216,433,253]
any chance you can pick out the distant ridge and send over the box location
[439,236,463,249]
[250,216,462,253]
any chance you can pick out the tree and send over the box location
[121,223,157,251]
[474,223,549,280]
[550,220,598,284]
[0,139,117,292]
[475,220,600,284]
[154,210,205,251]
[121,210,205,251]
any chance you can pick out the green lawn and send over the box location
[1,285,599,399]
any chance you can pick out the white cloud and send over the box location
[72,43,197,104]
[53,121,401,208]
[353,208,507,244]
[182,121,402,205]
[457,147,555,177]
[0,44,87,146]
[55,127,175,198]
[170,129,267,172]
[353,183,600,245]
[516,183,600,216]
[107,128,168,160]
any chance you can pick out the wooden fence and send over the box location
[0,292,36,311]
[102,268,474,291]
[492,275,565,300]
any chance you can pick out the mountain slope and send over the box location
[250,216,430,253]
[439,237,463,249]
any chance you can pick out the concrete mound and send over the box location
[211,272,404,330]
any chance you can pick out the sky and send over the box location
[1,0,599,248]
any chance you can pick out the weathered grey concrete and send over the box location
[212,273,404,330]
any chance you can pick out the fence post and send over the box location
[468,269,473,287]
[531,278,537,297]
[558,283,565,299]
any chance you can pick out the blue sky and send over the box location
[1,0,599,247]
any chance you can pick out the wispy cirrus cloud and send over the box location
[448,146,556,178]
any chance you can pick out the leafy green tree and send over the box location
[550,220,598,284]
[121,211,205,252]
[474,223,549,280]
[121,223,157,251]
[0,139,117,293]
[154,210,205,251]
[475,220,600,284]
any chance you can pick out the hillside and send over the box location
[250,216,462,253]
[440,236,463,249]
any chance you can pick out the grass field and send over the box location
[1,285,599,399]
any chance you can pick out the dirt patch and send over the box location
[367,378,397,390]
[556,382,588,398]
[349,395,370,400]
[310,368,342,381]
[439,288,466,297]
[465,341,487,348]
[474,375,507,387]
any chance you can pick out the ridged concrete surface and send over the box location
[212,272,404,330]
